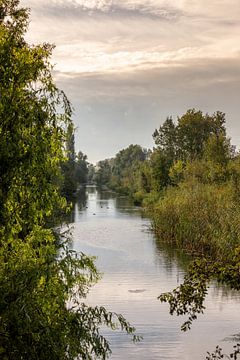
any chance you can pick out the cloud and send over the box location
[20,0,240,162]
[23,0,240,22]
[54,57,240,100]
[54,56,240,163]
[22,0,240,77]
[23,0,182,19]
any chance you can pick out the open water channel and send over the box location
[70,185,240,359]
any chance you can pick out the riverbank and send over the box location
[103,174,240,275]
[149,180,240,260]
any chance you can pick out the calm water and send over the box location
[70,186,240,359]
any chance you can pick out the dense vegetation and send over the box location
[61,123,91,198]
[0,1,137,359]
[94,144,149,195]
[96,109,240,358]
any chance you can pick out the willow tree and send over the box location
[0,1,136,359]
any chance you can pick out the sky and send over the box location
[21,0,240,164]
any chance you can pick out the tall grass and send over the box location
[151,180,240,260]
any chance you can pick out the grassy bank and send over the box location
[149,179,240,261]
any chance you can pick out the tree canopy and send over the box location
[153,109,227,161]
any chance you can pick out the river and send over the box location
[70,185,240,359]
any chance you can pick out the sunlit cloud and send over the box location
[23,0,239,18]
[21,0,240,162]
[54,44,240,75]
[22,0,240,76]
[24,0,182,18]
[54,47,196,74]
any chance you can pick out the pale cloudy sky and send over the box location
[22,0,240,163]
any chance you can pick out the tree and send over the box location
[75,151,89,185]
[94,145,148,193]
[151,110,229,189]
[153,110,227,162]
[94,159,112,187]
[111,145,148,193]
[203,132,231,166]
[153,116,177,162]
[87,163,96,184]
[0,1,137,358]
[61,124,77,197]
[149,149,172,190]
[176,109,226,160]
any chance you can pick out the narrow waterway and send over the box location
[70,186,240,359]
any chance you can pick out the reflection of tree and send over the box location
[153,234,190,276]
[210,281,240,303]
[206,344,240,360]
[61,188,88,224]
[97,189,115,201]
[64,209,75,225]
[76,187,88,209]
[86,185,96,195]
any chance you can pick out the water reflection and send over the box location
[154,239,190,278]
[70,186,240,360]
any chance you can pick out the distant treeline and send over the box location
[61,125,95,198]
[94,109,237,207]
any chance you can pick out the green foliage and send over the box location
[159,258,210,331]
[159,244,240,331]
[153,109,227,162]
[0,1,137,358]
[149,110,240,346]
[169,160,185,185]
[182,159,229,184]
[176,109,226,160]
[206,344,240,359]
[75,151,89,185]
[110,144,147,193]
[61,125,90,197]
[203,133,231,166]
[94,159,112,187]
[1,232,137,359]
[87,163,96,184]
[142,190,161,207]
[148,149,172,190]
[153,117,177,161]
[113,144,147,173]
[152,180,240,257]
[61,124,77,197]
[149,110,228,191]
[153,166,240,356]
[132,190,145,205]
[95,145,148,195]
[138,161,152,193]
[0,0,69,235]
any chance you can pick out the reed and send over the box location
[151,180,240,260]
